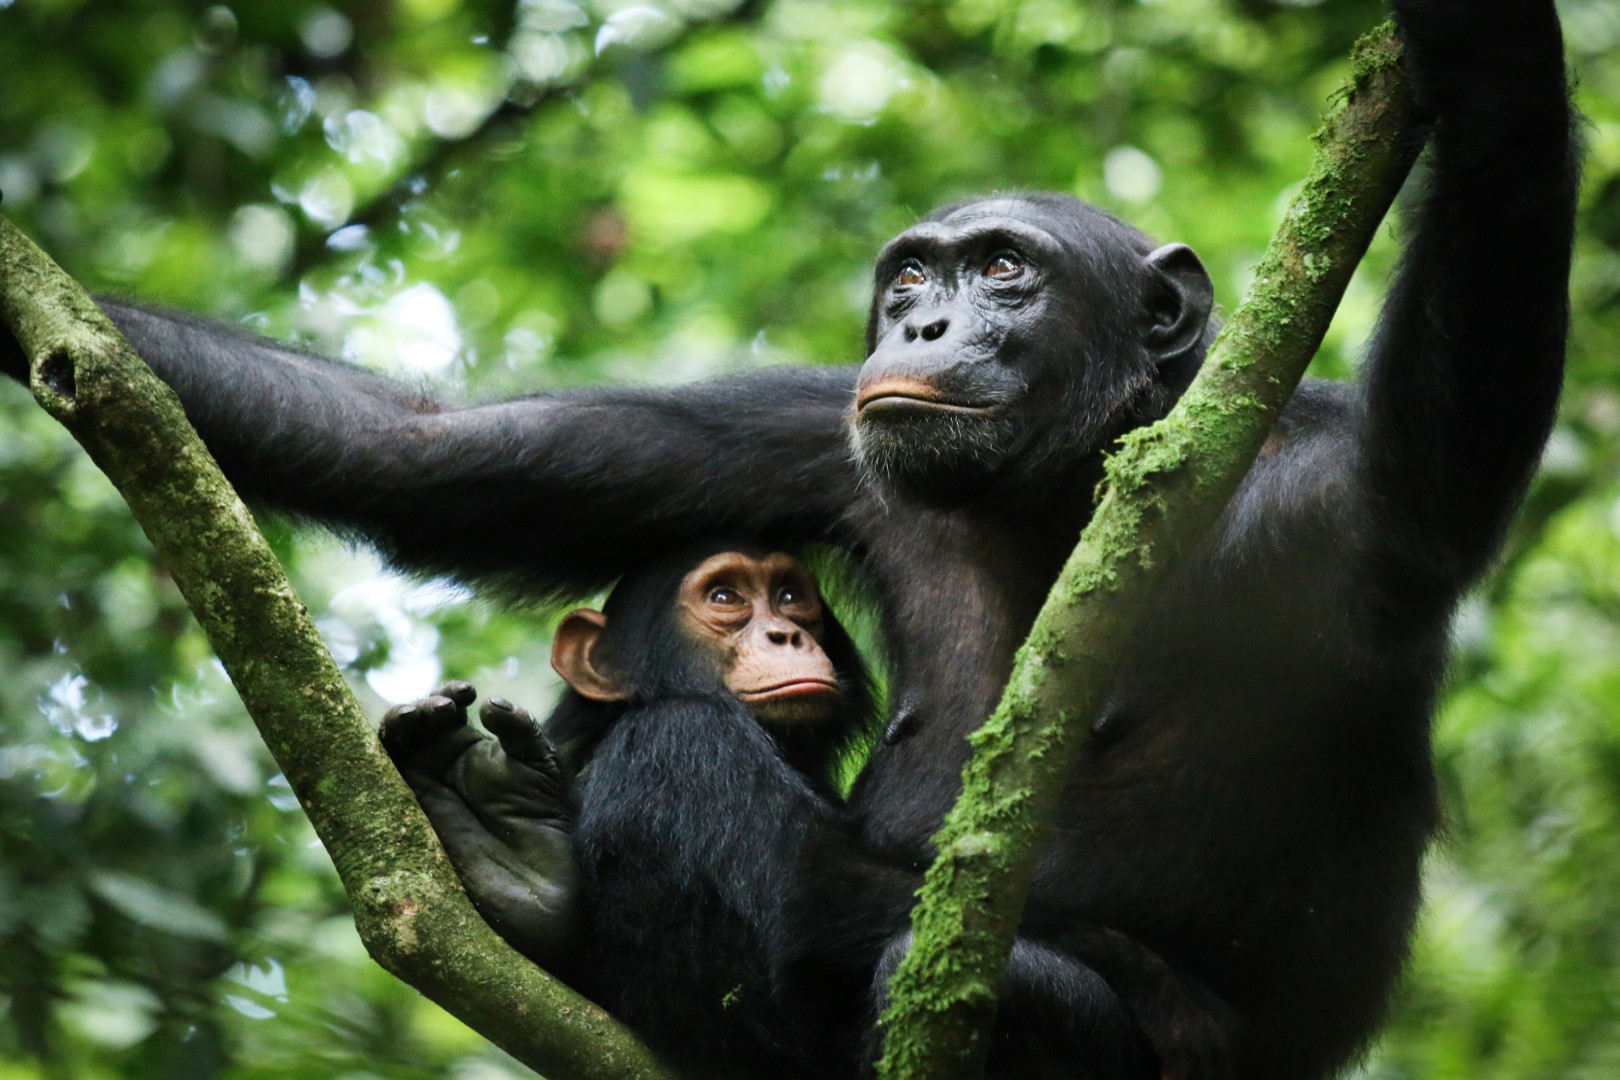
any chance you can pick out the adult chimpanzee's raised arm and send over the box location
[3,300,862,596]
[1360,0,1578,595]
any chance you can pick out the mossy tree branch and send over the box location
[0,218,675,1080]
[873,25,1422,1080]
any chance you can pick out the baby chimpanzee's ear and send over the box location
[552,609,633,702]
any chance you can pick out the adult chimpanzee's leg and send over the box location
[867,932,1157,1080]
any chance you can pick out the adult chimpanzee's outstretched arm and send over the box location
[1360,0,1578,594]
[4,301,861,595]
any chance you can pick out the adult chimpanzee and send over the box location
[383,540,1181,1080]
[0,2,1578,1076]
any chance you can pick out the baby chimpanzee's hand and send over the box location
[381,681,581,970]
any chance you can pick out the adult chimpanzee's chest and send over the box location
[842,500,1082,855]
[848,491,1443,1079]
[845,487,1436,914]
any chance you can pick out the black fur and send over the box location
[0,4,1578,1076]
[568,688,868,1074]
[554,542,1163,1079]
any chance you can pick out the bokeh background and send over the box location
[0,1,1617,1077]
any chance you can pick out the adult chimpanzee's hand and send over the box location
[380,681,581,970]
[1390,0,1566,109]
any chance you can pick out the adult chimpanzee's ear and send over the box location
[551,609,632,702]
[1143,243,1214,366]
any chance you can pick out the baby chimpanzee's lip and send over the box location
[738,678,840,700]
[856,379,992,415]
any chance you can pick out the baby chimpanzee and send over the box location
[385,539,1196,1079]
[546,539,891,1079]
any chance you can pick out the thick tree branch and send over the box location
[0,217,675,1080]
[874,25,1422,1080]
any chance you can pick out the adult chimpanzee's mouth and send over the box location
[737,678,841,701]
[856,379,993,416]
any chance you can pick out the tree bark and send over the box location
[0,218,675,1080]
[872,24,1421,1080]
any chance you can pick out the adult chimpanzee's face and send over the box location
[850,195,1211,504]
[852,200,1066,497]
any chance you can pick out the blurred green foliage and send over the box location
[0,0,1617,1077]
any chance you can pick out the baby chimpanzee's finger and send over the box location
[479,696,559,771]
[380,693,467,761]
[433,680,477,710]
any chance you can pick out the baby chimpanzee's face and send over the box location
[675,550,842,726]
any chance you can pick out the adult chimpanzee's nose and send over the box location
[903,313,950,343]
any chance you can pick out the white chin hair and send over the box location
[851,412,1006,493]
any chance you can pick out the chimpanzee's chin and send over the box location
[851,411,1008,501]
[751,696,841,728]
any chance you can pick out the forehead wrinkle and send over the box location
[939,196,1038,223]
[760,551,808,576]
[680,549,801,589]
[938,196,1072,232]
[941,197,1115,260]
[881,219,1063,268]
[951,223,1063,261]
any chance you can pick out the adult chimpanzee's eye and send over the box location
[985,252,1025,280]
[895,261,927,288]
